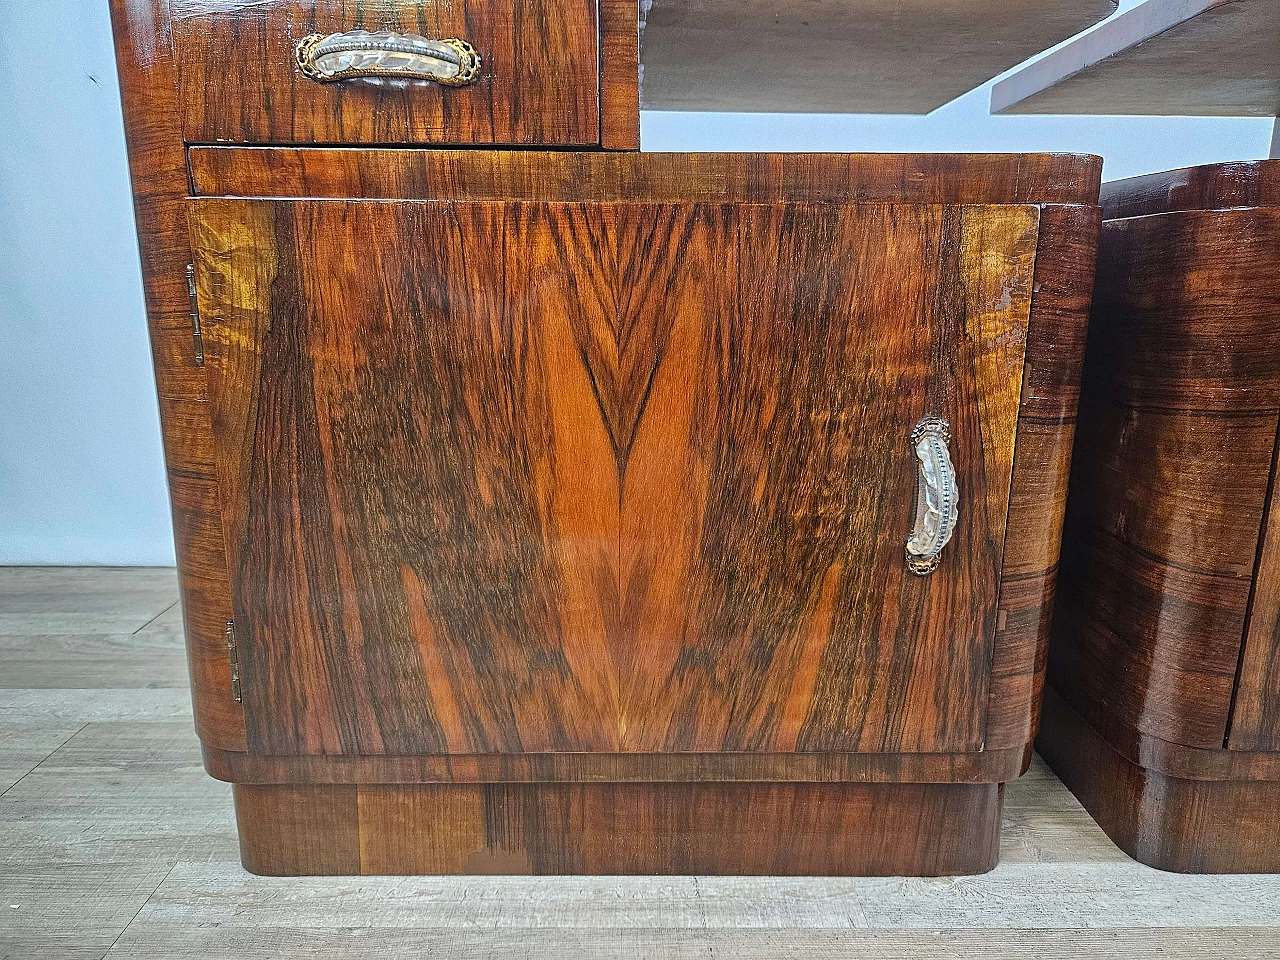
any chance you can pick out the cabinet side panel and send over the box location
[985,204,1100,749]
[1050,210,1280,750]
[108,0,246,749]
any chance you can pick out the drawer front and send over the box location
[191,197,1037,757]
[172,0,600,145]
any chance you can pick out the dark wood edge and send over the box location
[599,0,641,150]
[186,148,1103,205]
[1038,681,1280,873]
[203,744,1030,785]
[1101,159,1280,219]
[984,203,1102,750]
[1044,683,1280,783]
[110,0,247,750]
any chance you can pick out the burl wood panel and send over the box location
[192,197,1039,757]
[1038,686,1280,873]
[234,781,1002,876]
[187,148,1103,206]
[1050,209,1280,749]
[108,0,246,749]
[171,0,600,146]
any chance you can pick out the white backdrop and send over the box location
[0,0,1272,565]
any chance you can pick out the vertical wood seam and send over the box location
[1225,412,1280,748]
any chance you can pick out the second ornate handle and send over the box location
[905,417,959,575]
[296,30,481,86]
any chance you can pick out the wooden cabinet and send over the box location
[110,0,1103,876]
[1041,160,1280,873]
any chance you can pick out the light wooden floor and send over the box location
[2,567,1278,959]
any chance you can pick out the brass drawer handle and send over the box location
[905,417,959,575]
[296,30,481,86]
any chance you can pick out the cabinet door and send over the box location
[192,198,1038,756]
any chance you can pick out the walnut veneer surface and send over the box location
[110,0,1103,875]
[1043,160,1280,873]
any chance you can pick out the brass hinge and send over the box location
[225,620,242,703]
[186,264,205,366]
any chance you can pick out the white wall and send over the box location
[0,0,1273,565]
[0,0,174,565]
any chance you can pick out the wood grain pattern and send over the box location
[640,0,1117,114]
[1101,158,1280,219]
[233,781,1002,876]
[196,200,619,755]
[171,0,600,146]
[618,203,1037,754]
[599,0,641,150]
[1042,164,1280,872]
[1038,685,1280,873]
[1050,209,1280,750]
[984,204,1101,750]
[992,0,1280,116]
[187,148,1103,206]
[192,197,1038,758]
[108,0,246,750]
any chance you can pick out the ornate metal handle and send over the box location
[296,30,481,86]
[905,417,959,575]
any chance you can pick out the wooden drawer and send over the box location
[170,0,601,146]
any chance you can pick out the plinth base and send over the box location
[1038,685,1280,873]
[233,780,1003,877]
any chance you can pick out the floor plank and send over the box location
[0,861,174,960]
[0,722,84,795]
[0,603,188,689]
[119,861,1280,931]
[0,722,235,867]
[0,689,193,725]
[101,926,1280,960]
[0,567,178,636]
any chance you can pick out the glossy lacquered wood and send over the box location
[171,0,602,146]
[191,196,1037,757]
[108,0,247,750]
[234,781,1003,876]
[112,0,1103,875]
[1044,160,1280,872]
[187,148,1103,204]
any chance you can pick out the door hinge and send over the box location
[225,620,242,703]
[186,264,205,366]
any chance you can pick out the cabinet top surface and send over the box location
[1101,158,1280,219]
